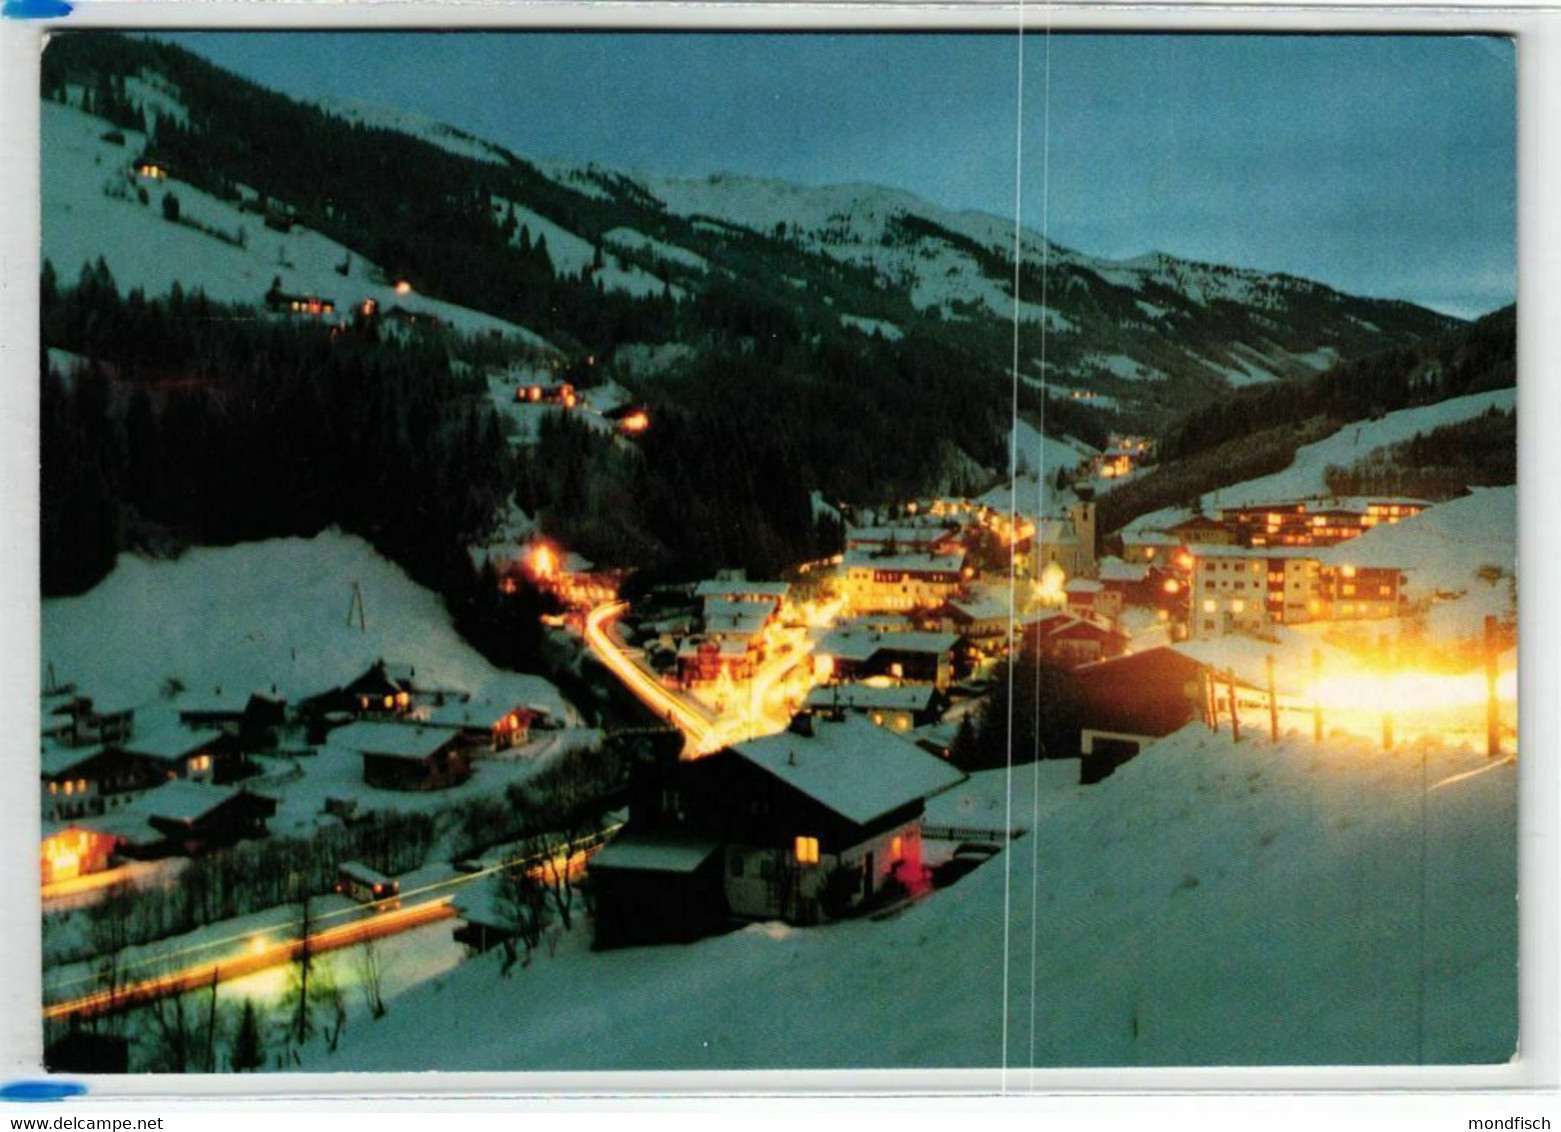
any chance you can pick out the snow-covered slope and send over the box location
[300,725,1515,1070]
[41,100,550,347]
[317,96,516,167]
[1127,388,1518,537]
[41,531,574,720]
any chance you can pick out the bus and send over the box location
[335,861,401,911]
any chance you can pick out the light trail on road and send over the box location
[583,601,717,751]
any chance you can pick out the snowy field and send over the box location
[293,725,1516,1071]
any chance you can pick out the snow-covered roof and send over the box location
[423,700,532,731]
[329,721,460,761]
[818,628,959,663]
[804,683,938,713]
[1123,531,1180,547]
[122,725,224,762]
[1189,545,1316,562]
[730,716,964,827]
[701,600,775,637]
[137,781,247,824]
[40,743,104,779]
[1065,579,1104,594]
[694,579,790,599]
[590,834,722,874]
[842,549,965,573]
[1098,559,1150,584]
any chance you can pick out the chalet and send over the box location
[264,283,336,317]
[694,578,791,607]
[331,721,473,792]
[40,822,124,887]
[176,688,286,751]
[1063,578,1122,625]
[944,591,1012,651]
[42,691,136,749]
[802,682,945,732]
[1121,529,1181,565]
[840,548,968,614]
[677,635,758,685]
[1069,647,1210,769]
[1162,514,1238,548]
[1029,615,1131,669]
[844,524,962,556]
[128,783,277,858]
[515,380,578,408]
[119,725,228,785]
[815,627,959,690]
[592,715,965,946]
[423,700,538,751]
[41,743,165,823]
[131,154,169,180]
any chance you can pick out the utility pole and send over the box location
[347,582,367,633]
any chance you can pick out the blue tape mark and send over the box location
[0,1081,88,1102]
[2,0,74,18]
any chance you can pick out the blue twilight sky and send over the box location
[158,32,1515,318]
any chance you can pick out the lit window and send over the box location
[1341,565,1357,579]
[1342,584,1356,596]
[794,836,820,867]
[1202,599,1217,614]
[1231,600,1246,614]
[890,836,903,862]
[63,780,74,796]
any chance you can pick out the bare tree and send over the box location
[494,867,551,976]
[353,936,388,1019]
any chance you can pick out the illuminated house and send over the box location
[331,721,473,792]
[264,283,336,317]
[840,548,968,614]
[119,725,229,785]
[41,744,165,823]
[676,635,759,685]
[1024,614,1132,669]
[591,714,965,946]
[40,823,122,887]
[801,683,945,732]
[815,627,960,690]
[514,380,578,408]
[131,154,169,180]
[1164,514,1239,547]
[423,700,539,751]
[694,579,791,607]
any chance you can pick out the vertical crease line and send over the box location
[1028,11,1052,1090]
[1000,0,1026,1095]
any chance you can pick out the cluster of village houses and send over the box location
[570,480,1442,943]
[39,660,559,892]
[42,392,1438,951]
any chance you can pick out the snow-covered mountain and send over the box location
[38,33,1461,429]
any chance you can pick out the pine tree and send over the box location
[230,1000,263,1072]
